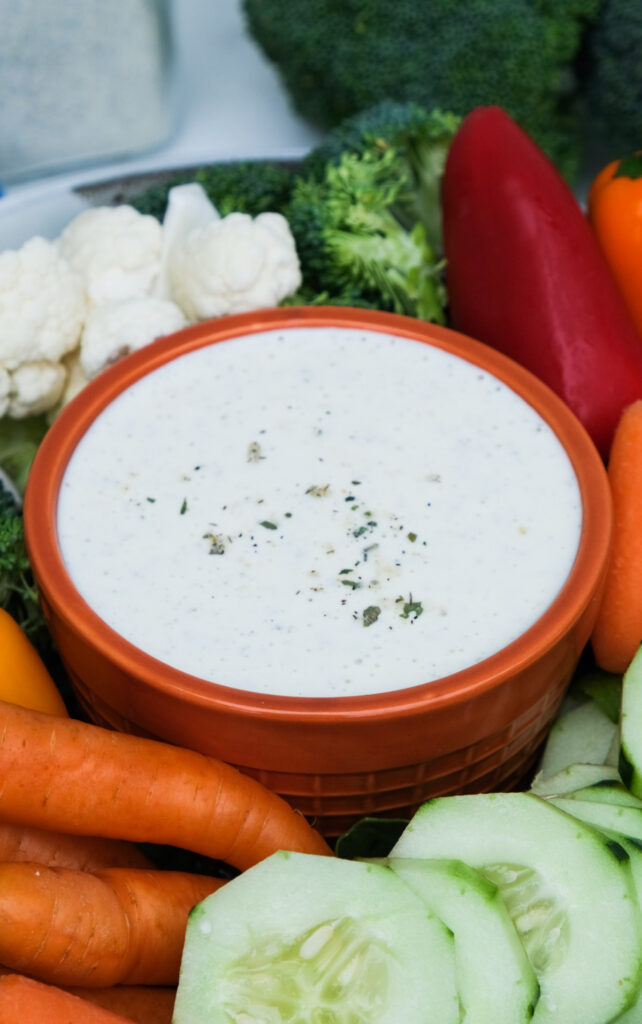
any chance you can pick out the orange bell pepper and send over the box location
[0,609,67,715]
[588,153,642,342]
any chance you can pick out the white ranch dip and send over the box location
[57,326,582,698]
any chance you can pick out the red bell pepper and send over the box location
[441,106,642,459]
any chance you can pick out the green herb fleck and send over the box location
[352,526,367,538]
[400,595,423,621]
[407,532,417,542]
[306,484,330,497]
[146,497,156,503]
[339,568,353,575]
[363,605,381,627]
[285,512,293,518]
[203,532,226,555]
[341,578,361,590]
[260,520,278,530]
[247,441,265,462]
[180,498,188,515]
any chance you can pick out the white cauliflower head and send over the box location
[169,211,302,320]
[7,360,67,418]
[79,297,188,379]
[0,237,86,371]
[58,205,163,306]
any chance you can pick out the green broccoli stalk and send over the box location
[243,0,602,181]
[131,160,296,222]
[288,148,447,322]
[303,101,460,251]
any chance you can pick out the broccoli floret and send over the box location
[131,160,296,221]
[581,0,642,155]
[287,147,447,322]
[304,101,460,251]
[243,0,601,180]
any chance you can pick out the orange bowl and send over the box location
[24,307,612,836]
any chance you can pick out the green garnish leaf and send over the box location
[614,154,642,180]
[400,596,423,620]
[260,520,278,530]
[336,816,408,858]
[180,499,188,515]
[362,605,381,627]
[341,578,361,590]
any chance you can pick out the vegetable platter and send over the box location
[3,102,642,1023]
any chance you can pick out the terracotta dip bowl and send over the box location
[24,307,611,836]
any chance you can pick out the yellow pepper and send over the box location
[588,153,642,342]
[0,608,67,715]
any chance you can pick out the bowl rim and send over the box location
[24,306,612,724]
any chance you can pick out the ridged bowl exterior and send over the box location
[24,308,612,836]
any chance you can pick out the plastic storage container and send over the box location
[0,0,174,184]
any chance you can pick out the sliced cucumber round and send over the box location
[391,792,642,1024]
[550,796,642,842]
[387,857,539,1024]
[530,762,622,798]
[173,851,460,1024]
[620,645,642,796]
[537,700,618,780]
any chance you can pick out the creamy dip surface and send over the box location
[57,326,583,698]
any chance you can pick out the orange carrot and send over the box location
[65,985,175,1024]
[0,608,67,715]
[0,862,224,987]
[0,972,174,1024]
[0,973,134,1023]
[592,399,642,672]
[0,822,152,871]
[0,701,332,868]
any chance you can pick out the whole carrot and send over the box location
[0,821,152,871]
[66,984,175,1024]
[591,400,642,672]
[0,863,224,987]
[0,702,331,868]
[0,973,135,1023]
[0,972,174,1024]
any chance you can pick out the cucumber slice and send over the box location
[537,700,618,779]
[613,839,642,1023]
[550,797,642,843]
[548,783,642,809]
[531,762,622,797]
[620,646,642,796]
[387,857,539,1024]
[391,792,642,1024]
[173,851,460,1024]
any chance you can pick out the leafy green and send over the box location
[0,415,49,495]
[0,480,48,646]
[335,817,409,859]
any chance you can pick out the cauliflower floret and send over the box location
[79,297,188,379]
[156,183,219,301]
[0,237,86,371]
[7,360,67,418]
[58,205,163,306]
[168,211,302,320]
[54,350,91,414]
